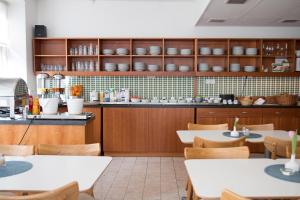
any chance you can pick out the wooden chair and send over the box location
[193,136,246,148]
[0,181,79,200]
[37,143,100,156]
[237,123,274,154]
[264,136,300,159]
[221,189,250,200]
[0,145,34,156]
[236,123,274,131]
[187,123,228,130]
[185,147,249,200]
[286,145,300,158]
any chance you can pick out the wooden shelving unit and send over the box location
[33,37,300,77]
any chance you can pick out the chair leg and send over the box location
[186,179,193,200]
[192,191,199,200]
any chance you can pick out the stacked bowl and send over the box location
[179,65,190,72]
[147,64,159,72]
[232,46,244,55]
[134,62,146,71]
[104,63,117,71]
[198,63,209,72]
[244,65,256,72]
[135,48,146,55]
[230,63,241,72]
[245,48,257,55]
[117,63,129,71]
[212,48,224,55]
[166,48,178,55]
[180,49,192,55]
[102,49,114,55]
[149,46,161,55]
[200,47,211,55]
[212,66,224,72]
[165,64,177,72]
[116,48,128,55]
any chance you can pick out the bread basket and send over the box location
[276,94,297,106]
[238,96,253,106]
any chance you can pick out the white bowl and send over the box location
[213,48,224,55]
[147,64,159,71]
[117,63,129,71]
[104,63,117,71]
[232,46,244,55]
[67,98,84,115]
[165,64,177,72]
[246,48,258,55]
[131,98,141,103]
[200,47,211,55]
[102,49,114,55]
[212,66,224,72]
[116,48,128,55]
[180,49,192,55]
[39,98,59,115]
[295,50,300,57]
[135,48,146,55]
[198,63,209,72]
[179,65,190,72]
[230,63,241,72]
[244,65,256,72]
[166,48,178,55]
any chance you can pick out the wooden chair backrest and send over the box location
[184,146,250,159]
[187,123,229,131]
[237,123,274,131]
[286,146,300,158]
[221,189,250,200]
[193,136,246,148]
[0,182,79,200]
[264,136,297,159]
[37,143,100,156]
[0,145,34,156]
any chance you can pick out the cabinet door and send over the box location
[148,108,194,153]
[233,109,263,127]
[103,108,148,154]
[262,109,297,131]
[83,107,101,143]
[197,108,234,127]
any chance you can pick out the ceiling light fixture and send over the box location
[225,0,247,4]
[279,19,299,23]
[208,19,226,23]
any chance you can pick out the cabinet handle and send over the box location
[275,112,280,115]
[208,112,215,114]
[241,112,248,114]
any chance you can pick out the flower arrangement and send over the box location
[230,117,239,137]
[288,130,298,155]
[233,117,239,131]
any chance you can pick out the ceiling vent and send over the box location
[225,0,247,4]
[279,19,299,23]
[208,18,226,23]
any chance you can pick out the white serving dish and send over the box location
[102,49,114,55]
[212,48,224,55]
[246,48,258,55]
[200,47,211,55]
[198,63,209,72]
[180,49,192,55]
[179,65,190,72]
[165,64,177,72]
[149,46,161,55]
[230,63,241,72]
[116,48,128,55]
[212,65,224,72]
[117,63,129,71]
[104,63,117,71]
[244,65,256,72]
[67,98,84,115]
[135,48,146,55]
[232,46,244,55]
[147,64,159,71]
[166,48,178,55]
[39,98,59,115]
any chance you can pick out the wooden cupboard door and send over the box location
[83,107,101,143]
[103,108,148,153]
[233,109,262,128]
[148,108,194,153]
[196,108,234,127]
[294,109,300,130]
[262,108,297,131]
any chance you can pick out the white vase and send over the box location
[0,154,5,167]
[230,126,239,137]
[284,154,300,172]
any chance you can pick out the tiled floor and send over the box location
[93,157,188,200]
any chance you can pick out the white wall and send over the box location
[36,0,300,38]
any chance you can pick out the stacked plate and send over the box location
[212,48,224,55]
[147,64,159,71]
[245,48,258,55]
[212,66,224,72]
[149,46,161,55]
[134,62,146,71]
[232,46,244,55]
[198,63,209,72]
[166,48,178,55]
[180,49,192,55]
[135,48,146,55]
[102,49,114,55]
[165,64,177,72]
[116,48,128,55]
[244,65,256,72]
[230,63,240,72]
[179,65,190,72]
[104,63,117,71]
[117,63,129,71]
[200,47,211,55]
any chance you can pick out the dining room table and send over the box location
[0,155,112,194]
[185,158,300,199]
[176,130,299,144]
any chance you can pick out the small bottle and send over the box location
[32,97,40,115]
[28,95,33,114]
[23,105,29,119]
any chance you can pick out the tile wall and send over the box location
[58,76,300,101]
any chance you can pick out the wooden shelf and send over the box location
[33,37,300,77]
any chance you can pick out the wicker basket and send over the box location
[265,96,277,104]
[276,94,297,106]
[238,96,253,106]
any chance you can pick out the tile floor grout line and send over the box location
[123,157,137,200]
[141,157,149,200]
[173,157,182,200]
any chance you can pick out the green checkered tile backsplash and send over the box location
[60,76,300,101]
[198,77,300,97]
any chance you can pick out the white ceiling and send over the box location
[196,0,300,26]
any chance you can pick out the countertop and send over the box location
[0,114,95,125]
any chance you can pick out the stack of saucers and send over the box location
[149,46,161,55]
[166,48,178,55]
[179,65,190,72]
[232,46,244,55]
[165,64,177,72]
[104,63,117,71]
[134,62,146,71]
[230,63,240,72]
[117,63,129,71]
[245,48,257,55]
[135,48,146,55]
[200,47,211,55]
[213,48,224,55]
[147,64,159,72]
[116,48,128,55]
[102,49,114,55]
[180,49,192,55]
[198,63,209,72]
[244,65,256,72]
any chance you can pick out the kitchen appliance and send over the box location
[37,73,49,98]
[0,78,28,118]
[34,25,47,37]
[219,94,235,101]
